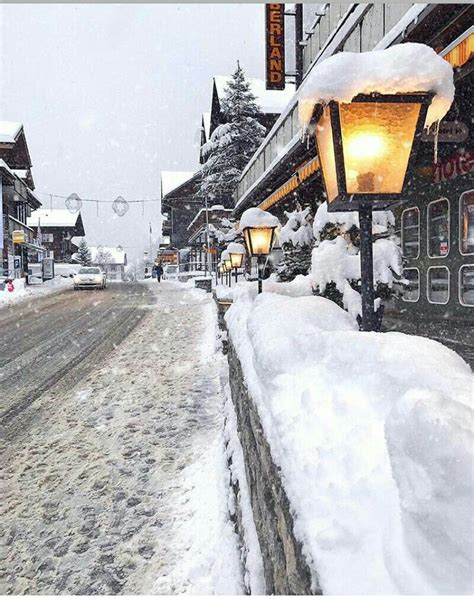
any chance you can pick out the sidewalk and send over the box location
[1,281,247,594]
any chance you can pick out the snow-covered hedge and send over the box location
[225,287,473,594]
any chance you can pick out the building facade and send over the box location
[89,246,127,281]
[27,209,85,263]
[0,122,43,278]
[232,3,473,345]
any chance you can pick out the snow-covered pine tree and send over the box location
[277,206,314,281]
[77,238,92,266]
[200,63,266,206]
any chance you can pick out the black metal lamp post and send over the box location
[311,92,433,331]
[241,215,278,294]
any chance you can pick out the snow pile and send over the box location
[0,274,72,306]
[279,206,313,247]
[311,202,401,318]
[298,43,455,131]
[239,207,280,230]
[225,289,474,594]
[226,242,246,256]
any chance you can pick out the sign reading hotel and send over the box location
[265,4,285,90]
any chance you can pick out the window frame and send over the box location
[459,189,474,256]
[401,267,421,303]
[458,263,474,307]
[427,197,451,259]
[427,265,450,305]
[401,207,420,259]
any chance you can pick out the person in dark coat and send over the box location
[154,263,164,282]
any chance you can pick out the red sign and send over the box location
[432,149,474,184]
[265,4,285,90]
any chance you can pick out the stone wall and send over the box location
[226,337,320,595]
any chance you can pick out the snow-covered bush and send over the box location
[277,206,314,282]
[311,202,402,322]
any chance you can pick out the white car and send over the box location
[73,267,107,290]
[162,264,179,280]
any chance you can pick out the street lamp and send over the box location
[221,250,232,287]
[240,207,279,294]
[312,92,433,331]
[227,242,246,283]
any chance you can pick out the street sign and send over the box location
[422,121,469,143]
[12,230,26,244]
[265,3,285,90]
[42,258,55,280]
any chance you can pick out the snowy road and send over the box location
[1,282,243,594]
[0,283,150,427]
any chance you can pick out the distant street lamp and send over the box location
[240,208,279,293]
[312,92,433,330]
[227,242,246,283]
[221,250,232,287]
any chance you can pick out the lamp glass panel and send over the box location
[244,227,274,256]
[315,105,339,202]
[339,101,421,195]
[230,252,244,268]
[224,259,232,270]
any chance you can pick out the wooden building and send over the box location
[0,122,43,278]
[27,209,85,263]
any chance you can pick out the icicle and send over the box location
[433,121,440,164]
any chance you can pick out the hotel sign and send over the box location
[265,4,285,90]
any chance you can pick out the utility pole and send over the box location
[295,3,304,88]
[149,222,152,262]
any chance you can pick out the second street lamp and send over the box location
[310,92,433,331]
[227,242,246,283]
[240,208,279,294]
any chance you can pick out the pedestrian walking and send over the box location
[154,263,163,282]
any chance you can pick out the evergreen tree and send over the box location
[77,238,91,266]
[200,63,266,206]
[277,206,314,282]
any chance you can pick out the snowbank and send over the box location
[225,288,473,594]
[239,207,280,230]
[298,43,454,131]
[0,275,72,306]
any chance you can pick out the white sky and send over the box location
[0,3,269,263]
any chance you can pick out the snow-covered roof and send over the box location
[89,246,126,265]
[214,76,295,114]
[186,205,233,231]
[298,43,455,132]
[27,209,81,228]
[0,121,23,144]
[202,112,211,139]
[12,169,28,180]
[161,171,196,197]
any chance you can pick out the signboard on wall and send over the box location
[265,3,285,90]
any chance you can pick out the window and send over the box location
[401,207,420,258]
[427,266,450,304]
[459,265,474,306]
[402,268,420,302]
[428,199,450,257]
[459,190,474,255]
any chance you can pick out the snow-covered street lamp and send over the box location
[299,44,454,331]
[227,242,246,283]
[240,208,280,293]
[313,93,432,331]
[221,250,232,287]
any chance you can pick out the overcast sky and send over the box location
[0,3,269,263]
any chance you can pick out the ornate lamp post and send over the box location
[311,92,433,330]
[240,208,279,294]
[227,242,246,283]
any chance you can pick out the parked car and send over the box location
[163,264,179,281]
[73,267,107,290]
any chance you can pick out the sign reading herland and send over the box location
[265,4,285,90]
